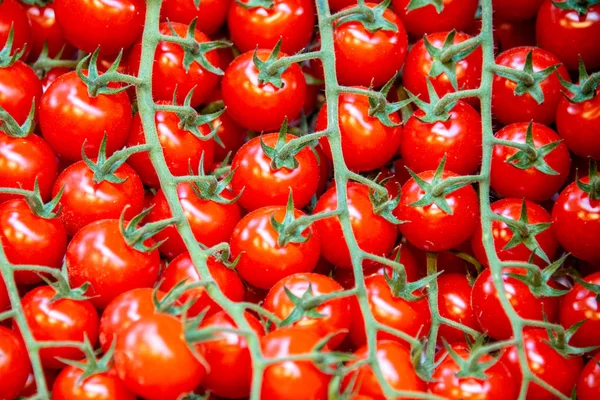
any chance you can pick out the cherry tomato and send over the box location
[0,325,30,400]
[0,276,7,312]
[391,0,478,38]
[578,355,600,400]
[494,18,538,51]
[24,4,76,60]
[559,272,600,347]
[18,369,58,398]
[493,0,544,21]
[41,66,71,92]
[52,364,135,400]
[207,89,247,162]
[436,273,480,344]
[161,0,230,35]
[556,89,600,160]
[0,61,42,125]
[0,0,31,57]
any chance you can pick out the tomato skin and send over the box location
[391,0,478,38]
[230,206,321,290]
[493,0,544,21]
[231,133,320,211]
[492,46,569,126]
[0,276,7,312]
[436,273,479,344]
[128,22,220,108]
[161,0,230,35]
[316,91,402,172]
[334,5,407,88]
[313,183,398,269]
[158,252,245,318]
[471,198,558,268]
[18,285,99,369]
[18,369,58,398]
[196,311,265,399]
[126,110,215,189]
[471,268,559,340]
[401,101,482,175]
[491,122,571,202]
[0,61,42,126]
[578,355,600,400]
[0,199,67,285]
[114,313,206,400]
[537,0,600,71]
[0,0,30,57]
[494,18,537,51]
[222,50,306,132]
[402,32,482,107]
[228,0,315,55]
[261,326,332,400]
[556,90,600,160]
[0,326,30,400]
[52,365,135,400]
[559,272,600,348]
[148,183,242,259]
[501,329,583,399]
[24,5,76,60]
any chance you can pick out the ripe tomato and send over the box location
[261,326,332,400]
[196,311,265,399]
[41,67,71,92]
[24,4,76,60]
[18,285,99,369]
[52,364,135,400]
[316,90,402,172]
[491,46,569,126]
[147,183,242,259]
[128,22,220,108]
[391,0,478,38]
[559,272,600,347]
[230,132,320,211]
[333,4,407,88]
[0,61,42,125]
[0,199,67,285]
[264,273,351,348]
[0,0,31,57]
[161,0,230,35]
[126,109,215,189]
[401,101,482,175]
[221,50,306,132]
[230,205,321,290]
[491,122,571,202]
[313,183,398,269]
[493,0,544,21]
[158,251,245,317]
[493,18,537,51]
[436,273,479,344]
[578,355,600,400]
[471,198,558,268]
[207,89,247,162]
[114,313,206,400]
[501,329,583,399]
[471,268,559,340]
[0,326,30,400]
[556,89,600,160]
[228,0,315,54]
[0,276,7,312]
[40,70,132,161]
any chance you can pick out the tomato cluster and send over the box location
[1,0,600,399]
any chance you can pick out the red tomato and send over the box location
[333,4,407,88]
[0,199,67,285]
[114,313,206,400]
[556,90,600,160]
[24,4,75,60]
[560,272,600,348]
[207,89,247,162]
[161,0,230,35]
[494,18,538,51]
[18,285,99,369]
[228,0,315,54]
[491,46,569,126]
[471,198,558,268]
[0,0,30,57]
[493,0,544,21]
[18,369,58,398]
[316,90,402,172]
[158,251,245,317]
[41,67,71,92]
[436,273,480,344]
[0,276,7,312]
[147,183,242,259]
[52,364,135,400]
[491,122,571,202]
[0,326,30,400]
[128,22,220,107]
[313,183,398,269]
[230,205,321,290]
[0,61,42,125]
[221,50,306,132]
[578,355,600,400]
[391,0,478,38]
[501,329,583,399]
[471,268,560,340]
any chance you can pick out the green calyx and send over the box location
[279,282,326,327]
[560,57,600,103]
[76,48,133,97]
[40,262,93,303]
[19,179,64,220]
[0,100,35,138]
[506,254,570,298]
[119,207,177,253]
[260,119,303,170]
[235,0,274,9]
[189,154,242,204]
[367,76,411,127]
[270,192,311,247]
[173,88,225,145]
[552,0,600,15]
[406,0,444,13]
[0,25,26,67]
[337,0,397,33]
[368,175,403,225]
[81,135,138,184]
[576,158,600,201]
[405,78,456,123]
[385,246,442,300]
[57,337,115,385]
[504,122,563,176]
[441,339,498,380]
[253,40,290,88]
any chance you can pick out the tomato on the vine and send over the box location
[436,273,480,344]
[578,355,600,400]
[161,0,230,36]
[0,60,42,125]
[0,0,31,57]
[0,326,30,400]
[24,4,75,61]
[556,90,600,162]
[52,364,135,400]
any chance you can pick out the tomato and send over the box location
[344,340,425,399]
[161,0,230,35]
[0,199,67,285]
[221,49,306,132]
[494,18,537,51]
[537,0,600,71]
[436,273,479,344]
[316,90,402,172]
[24,4,76,60]
[114,313,206,400]
[41,67,71,92]
[493,0,544,21]
[429,344,518,399]
[395,170,479,252]
[491,122,571,202]
[333,4,407,88]
[401,101,482,175]
[40,70,132,161]
[492,46,569,126]
[207,89,247,162]
[0,132,58,204]
[0,61,42,125]
[0,0,30,57]
[559,272,600,347]
[0,326,30,400]
[471,268,560,340]
[18,285,99,369]
[471,198,558,268]
[128,22,220,108]
[147,183,242,259]
[261,326,331,400]
[0,276,7,312]
[402,31,482,107]
[556,89,600,160]
[126,109,215,189]
[264,273,351,348]
[228,0,315,54]
[578,355,600,400]
[313,183,398,269]
[196,311,265,399]
[18,368,58,398]
[349,274,431,348]
[230,205,321,290]
[158,251,245,317]
[52,364,135,400]
[501,329,583,399]
[391,0,478,38]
